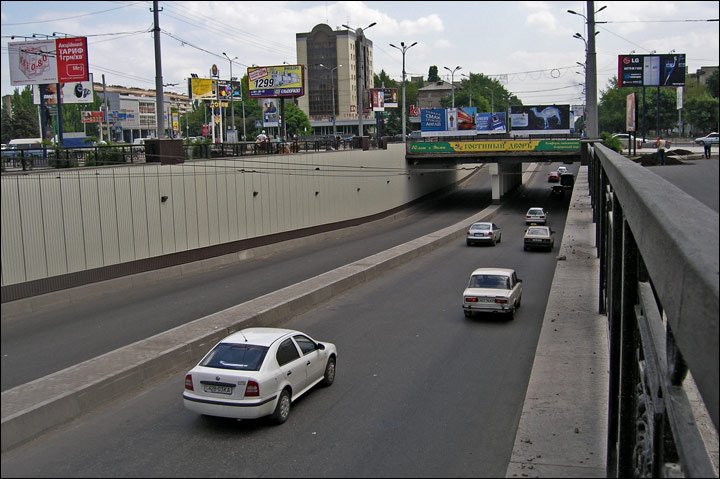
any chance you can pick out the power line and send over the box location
[0,2,144,26]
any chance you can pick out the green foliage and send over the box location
[599,75,720,136]
[282,102,311,138]
[600,132,623,153]
[2,87,39,141]
[684,95,720,133]
[706,69,719,99]
[427,66,440,82]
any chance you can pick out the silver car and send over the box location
[524,226,554,252]
[466,222,502,246]
[525,207,548,225]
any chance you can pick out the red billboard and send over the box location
[55,37,89,83]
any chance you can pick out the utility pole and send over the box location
[389,41,417,143]
[586,1,599,138]
[152,0,165,138]
[102,74,110,141]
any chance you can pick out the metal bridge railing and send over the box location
[587,142,718,477]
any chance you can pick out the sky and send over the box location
[1,1,719,107]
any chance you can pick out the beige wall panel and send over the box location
[113,168,136,263]
[157,171,175,254]
[170,165,188,252]
[143,172,163,257]
[183,165,200,250]
[194,170,210,248]
[129,172,150,260]
[216,164,229,244]
[205,170,219,246]
[78,171,104,270]
[59,172,87,273]
[40,177,68,277]
[1,179,25,284]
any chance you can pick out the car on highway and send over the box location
[547,171,560,182]
[556,166,568,175]
[466,221,502,246]
[525,207,548,225]
[183,327,337,424]
[524,226,554,252]
[694,132,719,146]
[462,267,522,319]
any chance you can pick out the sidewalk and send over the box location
[506,166,609,477]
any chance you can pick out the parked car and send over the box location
[525,207,548,225]
[524,226,554,252]
[694,132,719,146]
[183,327,337,424]
[462,267,522,319]
[466,221,502,246]
[547,171,560,182]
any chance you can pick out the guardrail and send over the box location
[1,138,367,172]
[587,142,718,477]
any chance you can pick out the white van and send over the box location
[8,138,43,149]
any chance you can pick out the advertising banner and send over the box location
[33,73,94,105]
[262,99,279,127]
[382,88,398,108]
[476,112,507,133]
[408,139,581,154]
[55,37,89,83]
[188,78,217,101]
[509,105,571,134]
[247,64,304,98]
[618,54,685,87]
[420,107,478,137]
[81,111,105,123]
[370,89,385,111]
[626,93,636,132]
[8,39,58,85]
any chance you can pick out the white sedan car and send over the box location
[462,268,522,319]
[466,221,502,246]
[183,328,337,424]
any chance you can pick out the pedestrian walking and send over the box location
[655,136,667,165]
[703,141,712,159]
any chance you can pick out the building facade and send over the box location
[296,23,374,136]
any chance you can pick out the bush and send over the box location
[601,132,623,153]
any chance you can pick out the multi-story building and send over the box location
[296,23,374,136]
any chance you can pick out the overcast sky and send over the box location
[1,1,718,106]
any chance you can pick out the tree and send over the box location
[7,87,39,140]
[427,66,440,83]
[282,102,311,137]
[706,69,719,99]
[684,95,719,134]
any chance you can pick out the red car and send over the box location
[547,171,560,182]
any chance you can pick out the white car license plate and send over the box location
[204,384,233,395]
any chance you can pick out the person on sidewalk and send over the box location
[655,136,667,165]
[703,141,712,159]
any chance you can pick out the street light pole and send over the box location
[222,52,238,137]
[444,66,461,108]
[568,2,605,139]
[342,22,376,137]
[389,41,417,143]
[319,63,342,136]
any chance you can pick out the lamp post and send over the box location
[319,63,342,136]
[444,66,461,108]
[460,73,472,107]
[568,3,605,139]
[483,87,494,114]
[342,22,376,137]
[222,53,238,136]
[389,41,417,143]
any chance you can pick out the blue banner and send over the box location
[421,108,446,132]
[476,112,507,133]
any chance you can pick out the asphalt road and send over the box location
[0,161,574,477]
[3,165,494,391]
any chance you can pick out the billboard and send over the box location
[55,37,89,83]
[188,77,217,101]
[381,88,398,108]
[33,73,94,105]
[261,99,279,127]
[421,107,498,137]
[247,64,304,98]
[370,89,385,111]
[8,38,88,86]
[618,54,685,87]
[509,105,571,135]
[476,112,507,134]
